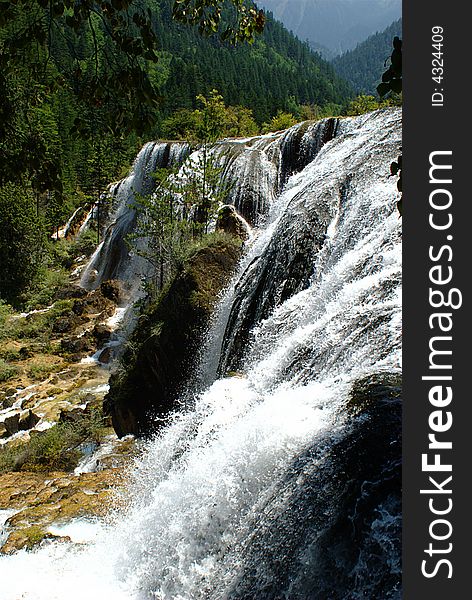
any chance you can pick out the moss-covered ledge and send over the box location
[104,235,242,437]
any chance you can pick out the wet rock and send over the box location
[92,323,112,346]
[83,289,116,317]
[61,336,93,355]
[52,314,81,334]
[59,407,86,424]
[347,373,402,415]
[82,392,100,407]
[54,370,75,382]
[216,205,250,240]
[0,527,70,554]
[98,347,113,364]
[0,468,128,554]
[72,299,85,316]
[105,238,241,437]
[3,413,20,435]
[18,346,33,359]
[0,422,8,439]
[0,393,14,410]
[100,279,123,304]
[55,285,88,301]
[18,410,40,431]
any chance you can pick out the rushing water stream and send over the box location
[0,109,402,599]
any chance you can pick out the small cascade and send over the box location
[80,141,190,292]
[212,134,280,223]
[0,109,402,599]
[52,207,84,240]
[79,118,341,312]
[277,117,338,188]
[77,205,95,236]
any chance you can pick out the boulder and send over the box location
[0,468,129,554]
[18,346,33,359]
[216,205,250,240]
[3,413,20,435]
[92,323,112,346]
[60,335,93,355]
[100,279,123,304]
[0,393,15,410]
[0,527,70,555]
[98,346,113,364]
[59,406,86,424]
[72,299,86,316]
[52,314,80,334]
[55,285,88,301]
[347,373,402,415]
[18,409,40,431]
[0,421,8,439]
[83,288,116,317]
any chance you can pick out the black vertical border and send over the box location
[403,1,471,597]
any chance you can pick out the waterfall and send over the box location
[78,119,337,309]
[0,108,401,599]
[52,206,84,240]
[80,141,191,292]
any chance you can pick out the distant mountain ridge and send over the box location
[257,0,402,55]
[331,19,402,94]
[150,0,353,123]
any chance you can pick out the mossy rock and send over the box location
[105,238,241,437]
[0,467,129,554]
[1,526,54,554]
[216,205,250,240]
[346,373,402,416]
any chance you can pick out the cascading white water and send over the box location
[80,141,191,292]
[0,109,401,599]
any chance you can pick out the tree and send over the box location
[131,90,232,295]
[0,184,45,305]
[0,0,265,193]
[346,94,387,116]
[225,106,259,137]
[262,111,298,133]
[166,90,230,234]
[131,168,190,293]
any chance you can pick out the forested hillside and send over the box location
[152,1,351,122]
[0,0,352,306]
[331,19,402,94]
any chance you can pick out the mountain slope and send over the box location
[257,0,401,55]
[151,0,352,123]
[331,19,402,94]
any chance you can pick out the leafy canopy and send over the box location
[0,0,265,191]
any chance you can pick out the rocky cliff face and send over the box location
[104,237,241,437]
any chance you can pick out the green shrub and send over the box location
[23,268,70,310]
[0,301,14,339]
[0,348,21,362]
[0,407,109,473]
[262,111,298,133]
[27,361,58,381]
[0,359,18,383]
[74,228,98,257]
